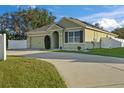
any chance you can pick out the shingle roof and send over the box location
[67,17,108,32]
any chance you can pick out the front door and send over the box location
[44,35,51,49]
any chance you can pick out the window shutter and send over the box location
[65,32,68,43]
[80,31,83,43]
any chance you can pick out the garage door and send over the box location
[30,36,43,49]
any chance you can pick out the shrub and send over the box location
[77,46,81,51]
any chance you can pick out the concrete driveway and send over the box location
[7,50,124,88]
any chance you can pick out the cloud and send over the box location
[80,11,124,23]
[79,6,124,22]
[78,6,124,31]
[93,18,122,31]
[120,20,124,26]
[102,5,119,10]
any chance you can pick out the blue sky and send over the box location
[0,5,124,31]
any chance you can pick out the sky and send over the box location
[0,5,124,31]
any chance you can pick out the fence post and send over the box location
[0,34,6,61]
[3,34,6,61]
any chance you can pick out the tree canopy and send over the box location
[0,7,56,35]
[112,27,124,39]
[16,8,56,32]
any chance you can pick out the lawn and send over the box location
[89,48,124,58]
[50,48,124,58]
[0,56,67,88]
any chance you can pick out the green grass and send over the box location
[89,48,124,58]
[0,56,67,88]
[50,48,124,58]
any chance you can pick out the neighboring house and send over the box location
[27,17,118,50]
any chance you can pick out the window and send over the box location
[75,31,80,43]
[65,31,83,43]
[69,32,73,43]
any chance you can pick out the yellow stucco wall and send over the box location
[94,31,108,42]
[85,28,95,42]
[84,28,111,42]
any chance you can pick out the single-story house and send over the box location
[27,17,118,50]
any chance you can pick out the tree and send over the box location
[112,27,124,39]
[16,8,56,31]
[0,7,56,40]
[0,13,10,31]
[94,23,104,29]
[95,23,100,28]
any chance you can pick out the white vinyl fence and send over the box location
[8,40,27,49]
[101,37,124,48]
[0,34,6,61]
